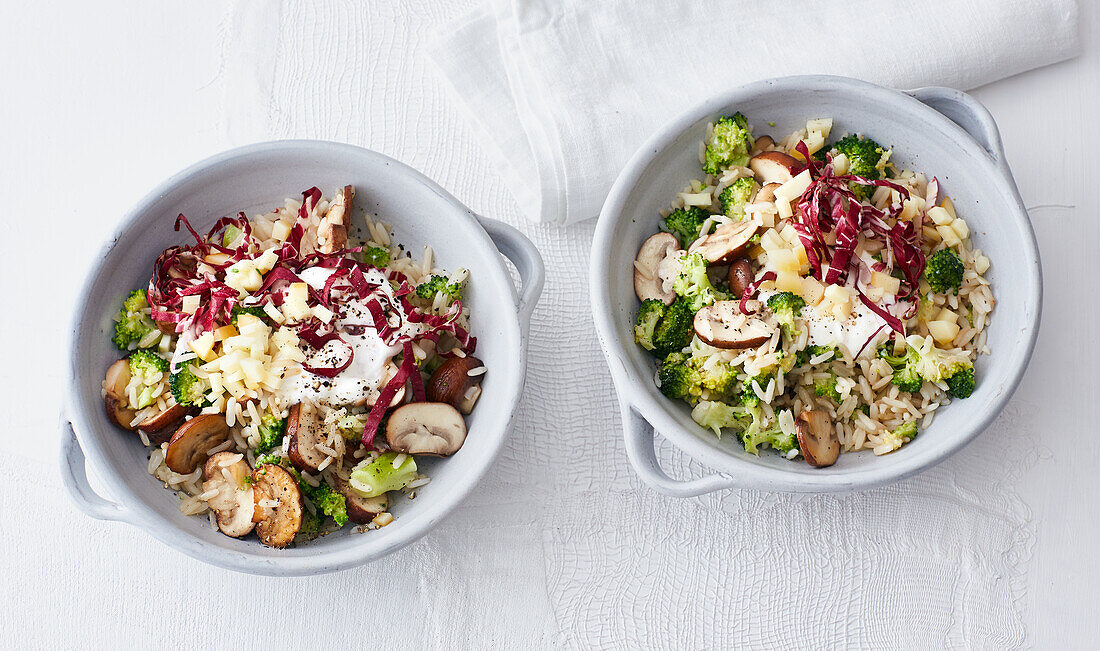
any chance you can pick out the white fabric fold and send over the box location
[428,0,1079,225]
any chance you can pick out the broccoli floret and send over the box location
[690,400,796,455]
[766,292,807,341]
[704,113,754,175]
[253,413,287,454]
[657,352,703,402]
[231,304,268,326]
[673,253,728,312]
[661,206,709,248]
[635,298,694,357]
[169,361,211,407]
[691,400,747,437]
[832,134,888,199]
[112,289,158,350]
[923,249,965,295]
[741,406,799,455]
[880,335,975,395]
[719,177,756,220]
[128,349,169,375]
[349,452,418,498]
[362,246,390,268]
[795,345,837,367]
[301,482,348,527]
[813,375,843,403]
[945,365,975,399]
[892,421,918,441]
[739,374,772,408]
[416,275,463,302]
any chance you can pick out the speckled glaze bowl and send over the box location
[61,141,544,575]
[591,76,1040,495]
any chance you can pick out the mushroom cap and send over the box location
[331,470,388,524]
[796,410,840,468]
[749,135,775,156]
[251,464,303,548]
[103,360,137,431]
[688,220,760,265]
[426,356,485,414]
[164,414,231,474]
[201,452,256,538]
[136,402,191,435]
[749,151,801,184]
[386,402,468,457]
[728,258,754,298]
[633,232,682,305]
[752,182,782,205]
[286,402,338,473]
[693,300,775,349]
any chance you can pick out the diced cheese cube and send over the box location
[869,271,901,296]
[951,218,969,240]
[936,307,957,322]
[271,220,292,242]
[212,325,237,342]
[928,206,953,226]
[775,170,813,203]
[793,243,809,272]
[923,225,942,243]
[239,357,264,389]
[281,283,313,322]
[312,305,335,324]
[207,372,224,396]
[775,271,803,293]
[899,196,925,222]
[804,130,825,155]
[235,313,261,330]
[181,295,200,315]
[769,249,800,276]
[806,118,833,138]
[254,248,280,274]
[262,302,285,324]
[941,196,957,219]
[831,153,849,175]
[822,284,852,319]
[975,254,990,275]
[928,320,960,345]
[204,252,231,267]
[936,224,962,247]
[801,277,825,305]
[189,331,217,363]
[679,192,712,207]
[760,229,786,253]
[775,198,793,220]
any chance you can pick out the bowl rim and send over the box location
[590,75,1042,492]
[64,139,529,574]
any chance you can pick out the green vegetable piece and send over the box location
[923,248,965,295]
[892,421,918,441]
[416,275,463,302]
[661,206,709,248]
[231,304,269,326]
[766,291,807,341]
[673,253,728,313]
[831,134,889,199]
[813,375,843,404]
[112,289,158,350]
[169,361,211,407]
[363,246,391,267]
[704,113,754,175]
[349,452,418,498]
[222,224,244,248]
[253,413,287,454]
[718,177,756,220]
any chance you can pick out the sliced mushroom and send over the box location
[426,356,485,414]
[103,359,137,431]
[634,232,682,305]
[136,402,192,437]
[728,258,754,298]
[752,182,782,205]
[693,300,775,349]
[688,220,759,264]
[749,135,774,156]
[202,452,256,538]
[317,184,353,254]
[386,402,467,456]
[164,414,231,474]
[749,151,801,184]
[796,409,840,468]
[286,402,340,472]
[331,471,388,524]
[251,464,303,548]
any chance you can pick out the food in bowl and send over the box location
[101,185,485,547]
[632,114,994,467]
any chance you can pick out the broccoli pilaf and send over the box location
[633,115,995,464]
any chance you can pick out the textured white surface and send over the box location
[428,0,1079,224]
[1,1,1098,648]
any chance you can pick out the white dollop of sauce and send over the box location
[277,266,405,407]
[802,299,893,359]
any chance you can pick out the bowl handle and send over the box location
[59,414,133,523]
[621,402,739,497]
[476,216,545,334]
[906,87,1007,168]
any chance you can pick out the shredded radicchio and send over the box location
[143,186,478,449]
[788,141,926,332]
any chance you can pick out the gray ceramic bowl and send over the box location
[61,141,544,575]
[591,76,1041,495]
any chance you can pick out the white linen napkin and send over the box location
[428,0,1079,225]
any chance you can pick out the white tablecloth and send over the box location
[2,2,1097,648]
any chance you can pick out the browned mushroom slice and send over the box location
[202,452,256,538]
[136,402,192,436]
[693,300,775,349]
[251,464,303,548]
[286,402,338,472]
[426,356,485,414]
[317,184,354,254]
[749,135,774,156]
[633,232,682,305]
[103,359,137,431]
[687,220,759,264]
[386,402,467,456]
[164,414,231,474]
[796,410,840,467]
[331,471,388,524]
[752,182,782,205]
[749,151,801,184]
[728,258,754,298]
